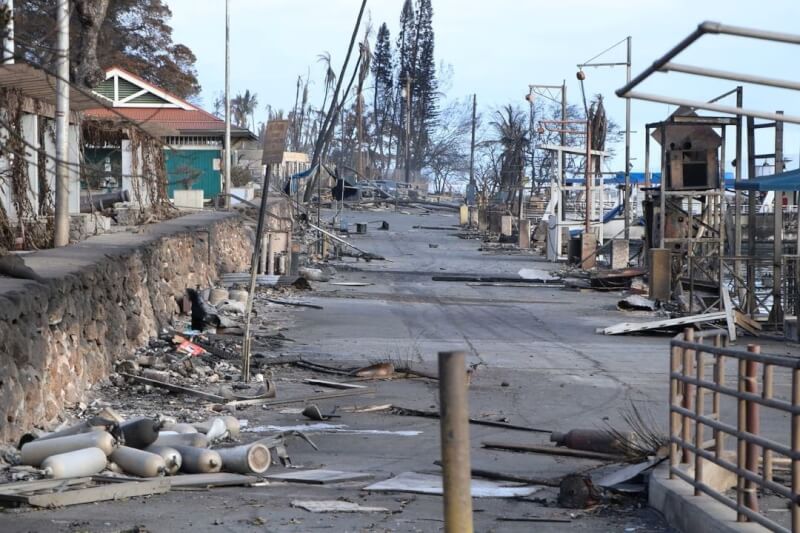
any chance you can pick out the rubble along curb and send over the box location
[649,463,767,533]
[0,212,252,443]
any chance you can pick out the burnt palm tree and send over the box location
[491,105,529,203]
[232,90,259,130]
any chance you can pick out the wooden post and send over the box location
[670,343,681,479]
[744,347,760,514]
[694,345,705,496]
[438,351,474,533]
[682,328,695,464]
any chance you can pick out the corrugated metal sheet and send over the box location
[0,63,104,111]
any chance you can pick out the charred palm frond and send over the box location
[604,402,669,461]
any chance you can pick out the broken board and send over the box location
[596,311,728,335]
[0,479,169,508]
[363,472,540,498]
[303,379,367,390]
[265,469,373,485]
[291,500,389,513]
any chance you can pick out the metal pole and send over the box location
[468,94,476,203]
[734,88,743,297]
[405,75,411,185]
[744,346,760,514]
[772,111,784,329]
[561,81,567,221]
[747,117,757,314]
[624,36,632,239]
[438,350,473,533]
[241,164,272,382]
[223,0,232,210]
[2,0,13,64]
[53,0,70,248]
[585,123,592,234]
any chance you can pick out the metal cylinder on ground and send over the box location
[549,429,633,455]
[110,446,166,477]
[152,432,209,448]
[217,443,271,474]
[229,289,248,303]
[120,417,161,449]
[145,445,182,475]
[21,431,116,467]
[163,423,198,434]
[171,445,222,473]
[42,447,108,479]
[35,418,113,442]
[208,288,229,305]
[438,350,474,533]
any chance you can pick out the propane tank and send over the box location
[171,445,221,473]
[145,445,182,475]
[42,447,108,479]
[120,418,161,449]
[550,429,634,455]
[21,431,116,467]
[152,432,209,448]
[110,446,166,477]
[217,443,271,474]
[163,423,198,434]
[36,417,116,442]
[219,416,241,438]
[192,418,228,442]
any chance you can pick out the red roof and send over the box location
[84,107,252,137]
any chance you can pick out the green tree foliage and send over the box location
[14,0,200,97]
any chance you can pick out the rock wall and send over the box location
[0,214,252,442]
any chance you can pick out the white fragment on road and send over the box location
[291,500,389,513]
[518,268,557,280]
[244,423,422,436]
[364,472,541,498]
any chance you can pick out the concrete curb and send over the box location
[649,463,766,533]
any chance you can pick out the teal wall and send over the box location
[165,149,221,199]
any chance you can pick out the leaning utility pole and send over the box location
[223,0,232,210]
[468,94,477,204]
[2,0,13,64]
[53,0,70,247]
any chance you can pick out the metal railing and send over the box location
[670,328,800,532]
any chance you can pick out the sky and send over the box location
[167,0,800,176]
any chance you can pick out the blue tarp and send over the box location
[734,168,800,192]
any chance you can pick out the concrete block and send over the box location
[580,233,597,270]
[611,239,629,270]
[500,215,513,236]
[518,220,531,249]
[649,248,671,301]
[649,464,766,533]
[459,205,469,226]
[173,190,205,209]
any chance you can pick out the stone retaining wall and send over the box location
[0,213,252,442]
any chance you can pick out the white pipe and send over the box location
[53,0,70,247]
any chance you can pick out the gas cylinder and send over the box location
[42,447,108,479]
[21,431,116,467]
[145,445,182,475]
[120,418,161,449]
[217,443,271,474]
[171,445,221,473]
[164,423,198,434]
[152,432,209,448]
[550,429,634,455]
[110,446,166,477]
[219,416,241,438]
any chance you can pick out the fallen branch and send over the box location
[393,407,551,434]
[227,387,374,408]
[266,298,323,310]
[482,441,626,461]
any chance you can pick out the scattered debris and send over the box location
[558,474,600,509]
[482,441,626,461]
[303,379,367,390]
[245,423,421,437]
[353,362,395,378]
[364,472,541,498]
[266,469,373,485]
[617,295,659,312]
[301,405,340,421]
[291,500,389,513]
[597,311,727,335]
[392,406,551,433]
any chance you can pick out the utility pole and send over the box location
[53,0,70,247]
[468,94,476,205]
[577,36,632,238]
[403,75,413,185]
[2,0,13,64]
[223,0,232,210]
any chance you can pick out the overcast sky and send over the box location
[168,0,800,175]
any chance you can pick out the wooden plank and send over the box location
[119,373,226,402]
[597,311,728,335]
[23,479,170,508]
[228,387,374,408]
[722,289,738,342]
[303,379,367,390]
[392,406,551,434]
[0,477,91,495]
[167,473,258,488]
[482,441,625,462]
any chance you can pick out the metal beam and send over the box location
[662,62,800,92]
[623,91,800,125]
